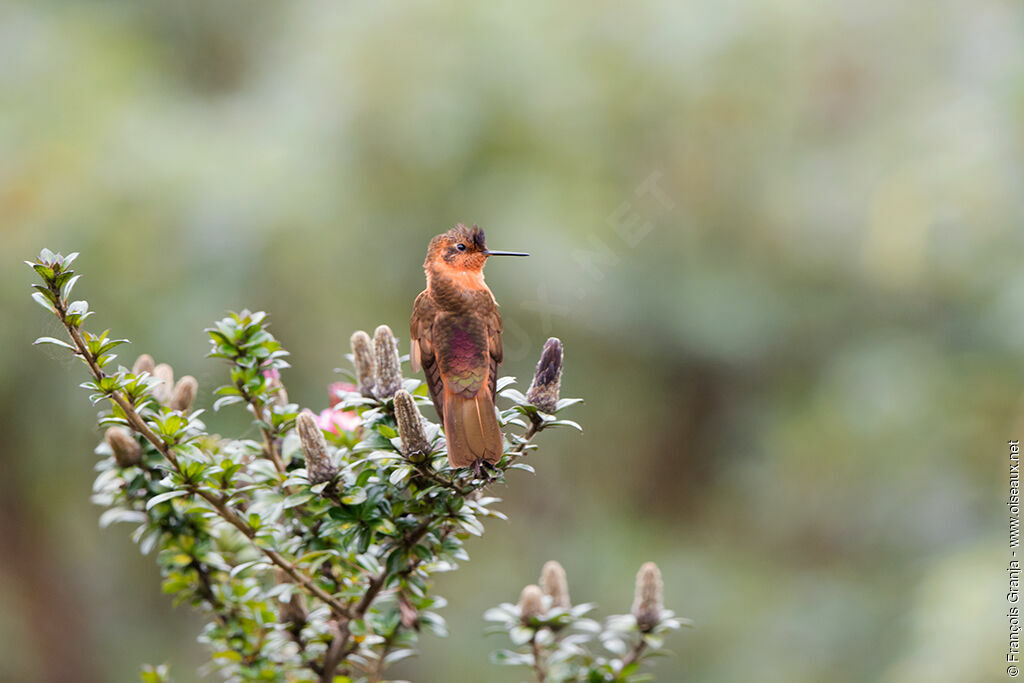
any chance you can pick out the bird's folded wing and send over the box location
[410,290,445,417]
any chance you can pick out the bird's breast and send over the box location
[427,269,495,310]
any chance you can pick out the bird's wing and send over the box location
[484,298,503,401]
[435,310,503,466]
[410,290,444,418]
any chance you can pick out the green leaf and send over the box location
[509,625,534,646]
[61,273,82,299]
[490,649,533,667]
[146,490,189,509]
[458,514,485,536]
[383,648,416,665]
[341,488,367,505]
[389,464,413,486]
[500,388,530,405]
[229,560,268,578]
[98,509,146,528]
[32,263,55,280]
[213,395,244,411]
[496,376,518,392]
[139,663,172,683]
[483,607,515,623]
[31,291,55,312]
[555,397,584,411]
[294,549,338,565]
[33,336,75,350]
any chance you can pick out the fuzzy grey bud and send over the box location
[526,338,563,413]
[373,325,402,400]
[632,562,664,632]
[518,584,544,624]
[350,330,376,398]
[394,390,430,461]
[152,363,175,404]
[105,427,142,467]
[296,411,337,484]
[540,560,571,609]
[132,353,155,376]
[170,375,198,412]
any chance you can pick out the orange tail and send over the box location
[443,389,503,467]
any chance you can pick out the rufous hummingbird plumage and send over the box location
[410,224,528,469]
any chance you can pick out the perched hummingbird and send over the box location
[410,224,528,469]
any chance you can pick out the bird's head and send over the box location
[424,224,528,274]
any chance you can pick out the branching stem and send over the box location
[530,633,547,683]
[236,382,285,473]
[50,287,351,621]
[620,638,648,671]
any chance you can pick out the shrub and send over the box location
[27,249,684,682]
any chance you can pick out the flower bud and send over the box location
[170,375,198,412]
[526,338,563,413]
[632,562,664,632]
[296,411,337,484]
[394,390,430,461]
[266,371,289,407]
[152,363,175,404]
[350,330,376,398]
[398,592,419,630]
[132,353,155,376]
[105,427,142,467]
[540,560,571,609]
[518,584,544,624]
[373,325,402,400]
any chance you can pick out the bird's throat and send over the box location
[428,263,489,293]
[426,264,495,308]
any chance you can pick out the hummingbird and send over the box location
[410,224,528,469]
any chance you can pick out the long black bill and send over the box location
[483,250,530,257]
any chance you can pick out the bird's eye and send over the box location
[456,243,467,252]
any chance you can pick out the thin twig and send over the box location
[413,463,472,495]
[51,290,351,621]
[320,517,437,680]
[475,417,542,489]
[237,382,286,474]
[530,633,547,683]
[620,638,648,671]
[369,627,399,683]
[327,418,547,679]
[319,620,349,683]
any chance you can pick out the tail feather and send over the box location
[443,389,503,467]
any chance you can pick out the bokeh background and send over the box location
[2,1,1023,681]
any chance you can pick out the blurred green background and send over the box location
[2,1,1022,681]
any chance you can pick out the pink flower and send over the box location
[318,407,361,435]
[328,382,358,408]
[263,368,281,380]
